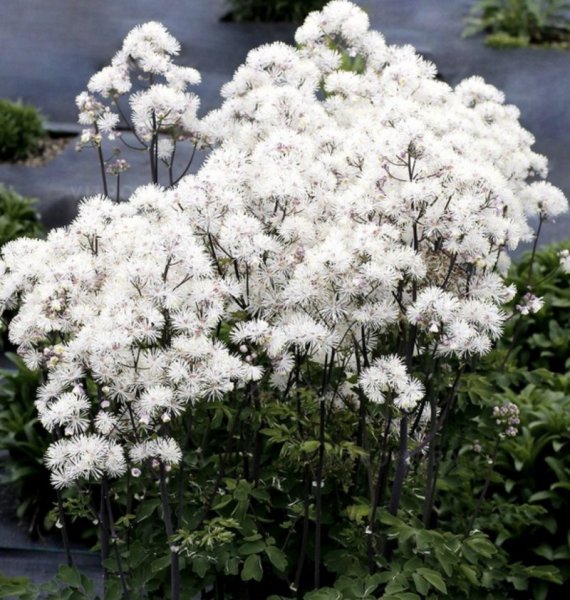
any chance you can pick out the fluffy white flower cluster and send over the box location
[0,1,567,486]
[76,21,201,154]
[0,186,255,488]
[176,1,566,404]
[359,355,424,410]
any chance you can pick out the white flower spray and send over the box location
[0,2,567,595]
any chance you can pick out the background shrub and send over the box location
[0,185,44,246]
[225,0,327,22]
[464,0,570,48]
[0,99,45,161]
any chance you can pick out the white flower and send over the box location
[88,65,131,97]
[520,181,568,220]
[359,355,424,410]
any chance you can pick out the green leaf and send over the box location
[465,536,496,559]
[265,545,288,572]
[104,579,123,600]
[524,565,562,584]
[238,540,266,555]
[151,554,171,574]
[57,566,82,588]
[212,495,233,511]
[126,542,147,569]
[300,440,320,453]
[136,499,161,522]
[346,504,370,522]
[533,544,554,561]
[224,556,240,576]
[459,564,478,586]
[412,573,429,595]
[0,578,34,598]
[416,568,447,594]
[192,556,210,578]
[241,554,263,582]
[528,490,557,503]
[304,589,342,600]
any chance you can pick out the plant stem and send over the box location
[251,384,262,484]
[466,438,500,535]
[293,465,311,597]
[367,412,392,572]
[94,124,108,197]
[103,478,131,599]
[150,111,158,184]
[422,395,438,527]
[159,464,180,600]
[172,142,198,185]
[98,482,110,583]
[56,490,73,567]
[389,415,408,516]
[314,395,326,589]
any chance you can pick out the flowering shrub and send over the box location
[0,2,568,598]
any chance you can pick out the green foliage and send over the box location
[0,353,53,535]
[505,241,570,372]
[0,566,99,599]
[464,0,570,47]
[225,0,327,22]
[441,368,570,598]
[0,99,45,161]
[437,242,570,598]
[0,185,44,247]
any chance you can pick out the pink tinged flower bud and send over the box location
[131,467,142,478]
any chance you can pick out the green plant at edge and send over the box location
[0,99,45,161]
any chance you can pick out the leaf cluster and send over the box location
[0,353,53,535]
[0,566,99,600]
